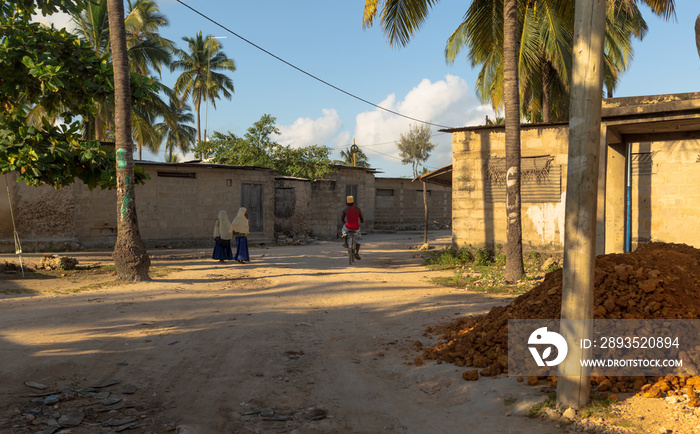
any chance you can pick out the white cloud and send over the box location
[274,74,494,176]
[354,74,493,173]
[275,108,343,148]
[32,11,75,32]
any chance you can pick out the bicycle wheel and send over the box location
[348,234,354,265]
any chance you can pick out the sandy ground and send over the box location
[0,231,571,433]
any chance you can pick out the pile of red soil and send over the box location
[422,242,700,395]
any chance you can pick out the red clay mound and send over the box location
[423,242,700,384]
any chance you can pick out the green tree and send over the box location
[446,0,671,123]
[107,0,150,280]
[277,145,333,179]
[363,0,526,280]
[364,0,675,282]
[485,115,505,125]
[396,122,436,244]
[155,96,196,162]
[124,0,173,77]
[336,147,370,168]
[72,0,174,158]
[0,0,146,189]
[396,123,436,178]
[194,114,333,179]
[171,31,236,145]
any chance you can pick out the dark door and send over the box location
[241,183,263,233]
[346,184,358,204]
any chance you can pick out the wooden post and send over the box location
[351,140,358,167]
[556,0,606,409]
[423,181,428,244]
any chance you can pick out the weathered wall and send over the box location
[629,141,700,249]
[306,179,340,239]
[273,172,452,239]
[4,162,457,251]
[1,172,82,251]
[374,178,451,230]
[303,166,377,239]
[331,166,376,232]
[274,177,313,239]
[452,124,570,252]
[452,125,700,253]
[134,164,275,247]
[0,163,276,252]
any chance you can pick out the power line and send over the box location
[332,131,450,150]
[174,1,457,130]
[334,144,443,173]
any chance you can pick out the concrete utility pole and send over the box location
[556,0,606,409]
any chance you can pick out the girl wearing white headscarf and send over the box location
[212,210,234,262]
[230,207,250,263]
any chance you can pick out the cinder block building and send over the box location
[443,92,700,253]
[1,163,452,252]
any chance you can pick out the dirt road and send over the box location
[0,231,563,433]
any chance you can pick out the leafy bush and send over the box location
[474,248,492,266]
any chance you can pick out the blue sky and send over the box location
[38,1,700,178]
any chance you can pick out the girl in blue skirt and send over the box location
[231,207,250,264]
[212,210,234,262]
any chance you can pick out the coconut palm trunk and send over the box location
[503,0,524,282]
[106,0,150,281]
[696,13,700,59]
[195,100,202,144]
[542,60,552,123]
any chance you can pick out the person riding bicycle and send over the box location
[341,195,364,260]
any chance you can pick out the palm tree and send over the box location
[365,0,676,281]
[363,0,525,280]
[72,0,175,157]
[337,147,370,168]
[125,0,173,77]
[106,0,150,281]
[123,0,174,160]
[485,115,505,125]
[602,1,648,97]
[155,97,197,162]
[131,87,167,160]
[518,0,573,123]
[501,0,524,282]
[72,0,111,140]
[171,32,236,146]
[72,0,111,58]
[446,0,665,124]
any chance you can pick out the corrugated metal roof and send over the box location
[413,165,453,187]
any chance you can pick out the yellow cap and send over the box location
[346,195,354,203]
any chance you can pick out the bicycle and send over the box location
[347,231,356,265]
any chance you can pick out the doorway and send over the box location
[241,183,263,233]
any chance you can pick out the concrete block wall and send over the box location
[452,124,569,252]
[331,166,376,232]
[630,141,700,249]
[453,126,700,253]
[274,177,313,238]
[1,163,276,252]
[307,179,340,239]
[374,178,451,230]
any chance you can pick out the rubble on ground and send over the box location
[422,242,700,396]
[0,378,158,432]
[41,255,79,271]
